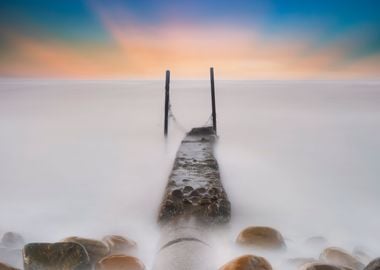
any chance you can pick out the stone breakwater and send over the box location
[158,126,231,224]
[153,126,231,270]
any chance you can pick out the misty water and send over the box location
[0,79,379,268]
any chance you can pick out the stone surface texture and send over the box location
[236,226,286,250]
[158,127,231,224]
[219,254,273,270]
[23,242,91,270]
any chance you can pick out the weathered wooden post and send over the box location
[153,126,231,270]
[164,70,170,136]
[210,67,217,133]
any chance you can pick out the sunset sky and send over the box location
[0,0,379,79]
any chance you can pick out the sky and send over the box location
[0,0,380,79]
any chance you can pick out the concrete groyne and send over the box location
[153,126,231,270]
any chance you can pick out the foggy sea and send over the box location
[0,79,379,268]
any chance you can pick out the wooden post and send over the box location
[164,70,170,136]
[210,67,217,133]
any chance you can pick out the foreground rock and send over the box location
[0,248,22,269]
[353,247,373,265]
[364,258,380,270]
[102,235,137,255]
[62,237,110,264]
[0,262,19,270]
[300,262,344,270]
[284,257,317,267]
[236,226,286,250]
[320,247,365,270]
[1,233,24,249]
[96,255,145,270]
[219,254,272,270]
[23,242,91,270]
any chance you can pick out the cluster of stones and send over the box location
[0,232,145,270]
[218,226,380,270]
[159,182,231,224]
[158,127,231,224]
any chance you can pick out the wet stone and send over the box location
[301,262,344,270]
[171,190,183,199]
[190,190,200,197]
[364,258,380,270]
[183,199,192,207]
[196,188,207,194]
[158,126,230,224]
[207,204,219,217]
[236,226,286,251]
[200,199,211,206]
[189,196,200,204]
[320,247,365,270]
[209,187,220,195]
[62,237,110,265]
[219,254,272,270]
[96,255,145,270]
[353,247,374,265]
[183,186,194,193]
[218,201,231,217]
[23,242,91,270]
[211,196,218,202]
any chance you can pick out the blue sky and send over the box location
[1,0,379,78]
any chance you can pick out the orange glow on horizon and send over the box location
[1,9,379,79]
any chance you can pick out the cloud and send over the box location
[0,3,379,79]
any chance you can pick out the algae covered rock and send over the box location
[236,226,286,250]
[96,255,145,270]
[23,242,91,270]
[219,254,272,270]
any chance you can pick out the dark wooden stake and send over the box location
[164,70,170,136]
[210,67,217,133]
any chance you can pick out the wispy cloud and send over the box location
[0,1,379,79]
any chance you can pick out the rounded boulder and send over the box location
[219,254,272,270]
[96,255,145,270]
[320,247,365,270]
[364,258,380,270]
[236,226,286,250]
